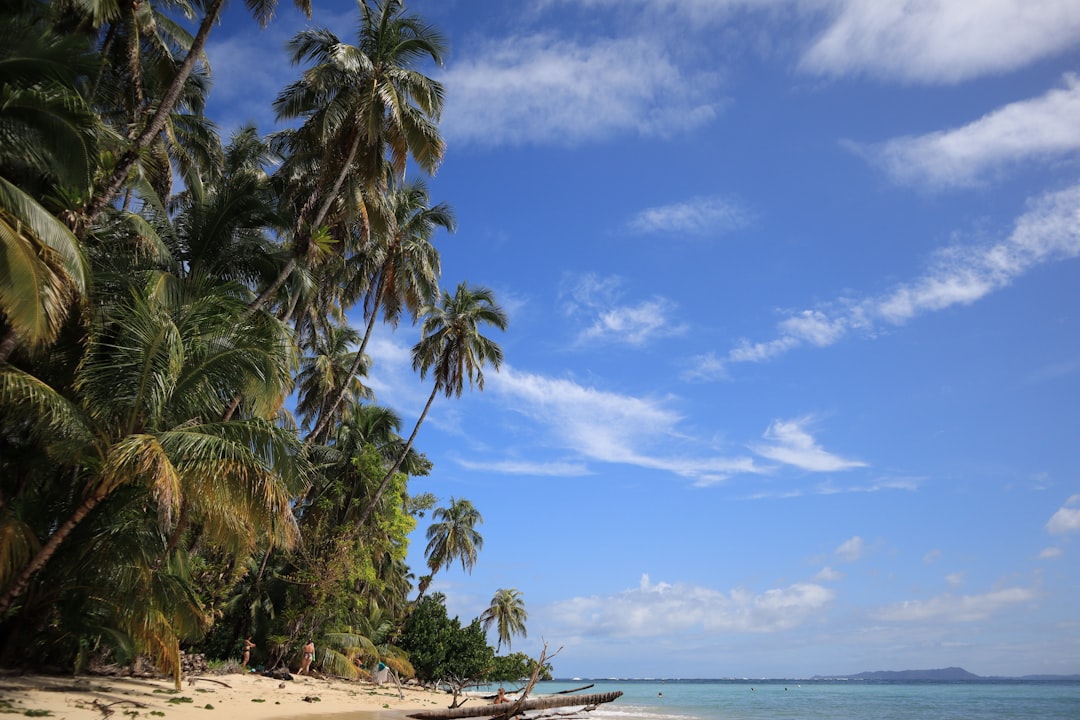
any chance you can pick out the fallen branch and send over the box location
[186,676,232,688]
[554,684,594,695]
[407,691,623,720]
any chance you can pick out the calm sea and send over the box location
[512,678,1080,720]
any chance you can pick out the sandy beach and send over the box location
[0,672,453,720]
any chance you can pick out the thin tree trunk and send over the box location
[246,132,365,318]
[306,270,386,445]
[351,383,439,533]
[82,0,227,226]
[0,491,107,616]
[0,328,18,363]
[407,692,624,720]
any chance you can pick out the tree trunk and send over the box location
[306,269,386,445]
[0,491,107,616]
[82,0,226,226]
[407,692,624,720]
[247,131,365,318]
[351,383,439,533]
[0,328,18,363]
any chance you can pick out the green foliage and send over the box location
[0,0,519,688]
[487,652,549,683]
[398,593,494,687]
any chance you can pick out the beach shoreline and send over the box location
[0,671,451,719]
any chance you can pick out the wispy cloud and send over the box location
[857,74,1080,189]
[835,536,865,563]
[1046,495,1080,535]
[800,0,1080,83]
[545,573,834,637]
[439,33,719,146]
[627,195,752,236]
[491,366,760,484]
[721,183,1080,368]
[872,587,1037,622]
[561,273,687,347]
[454,457,591,477]
[752,417,867,472]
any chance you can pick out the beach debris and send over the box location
[91,698,147,718]
[407,691,623,720]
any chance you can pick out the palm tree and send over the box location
[307,179,453,444]
[295,324,372,434]
[420,498,483,596]
[0,12,96,360]
[82,0,315,225]
[480,588,528,652]
[0,276,303,679]
[352,282,508,532]
[251,0,447,314]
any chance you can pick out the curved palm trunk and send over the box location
[83,0,227,227]
[306,270,386,445]
[0,328,18,363]
[0,491,107,617]
[247,132,366,318]
[352,383,439,533]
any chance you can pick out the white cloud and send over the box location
[816,566,843,581]
[491,366,760,483]
[681,352,730,382]
[725,183,1080,366]
[627,196,752,236]
[1038,547,1063,560]
[800,0,1080,83]
[945,572,965,587]
[561,273,686,347]
[835,536,864,563]
[752,417,867,472]
[545,573,834,637]
[439,34,718,146]
[872,587,1037,622]
[579,297,686,346]
[454,458,591,476]
[863,74,1080,188]
[1046,495,1080,535]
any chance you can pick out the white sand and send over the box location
[0,672,452,720]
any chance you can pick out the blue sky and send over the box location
[207,0,1080,678]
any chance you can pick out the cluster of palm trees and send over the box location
[0,0,525,684]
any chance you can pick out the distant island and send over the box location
[813,667,1080,681]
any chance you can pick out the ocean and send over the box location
[508,678,1080,720]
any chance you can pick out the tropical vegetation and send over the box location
[0,0,534,689]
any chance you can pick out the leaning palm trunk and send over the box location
[307,271,386,445]
[0,490,106,617]
[248,132,366,317]
[83,0,227,226]
[352,383,438,533]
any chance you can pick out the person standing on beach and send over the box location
[241,636,255,669]
[298,640,315,675]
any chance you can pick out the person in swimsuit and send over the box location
[298,640,315,675]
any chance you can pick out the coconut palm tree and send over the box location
[418,497,483,597]
[307,179,453,444]
[480,588,528,652]
[295,324,372,434]
[352,282,508,532]
[251,0,447,314]
[83,0,315,225]
[0,12,96,360]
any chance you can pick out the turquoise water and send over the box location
[512,679,1080,720]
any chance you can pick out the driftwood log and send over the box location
[407,691,623,720]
